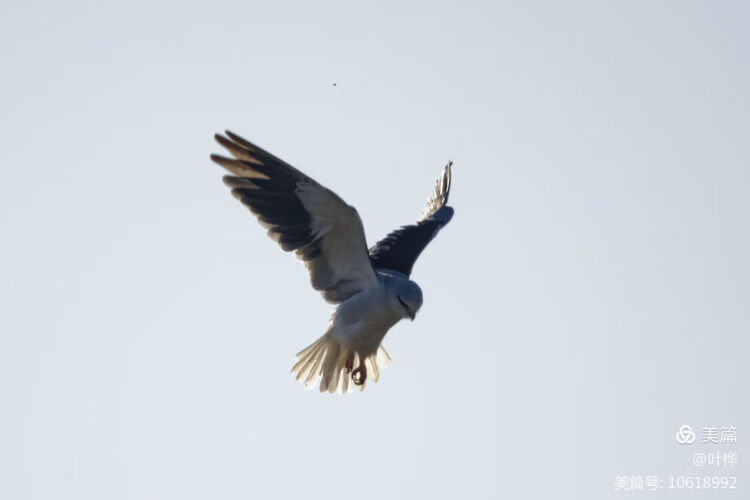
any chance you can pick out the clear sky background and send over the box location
[1,1,748,499]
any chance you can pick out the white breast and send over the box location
[330,285,402,354]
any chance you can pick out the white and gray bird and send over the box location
[211,131,454,393]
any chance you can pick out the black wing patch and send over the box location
[211,131,378,303]
[368,163,453,276]
[211,131,317,252]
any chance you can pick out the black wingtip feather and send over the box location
[224,130,258,151]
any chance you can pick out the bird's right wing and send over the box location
[211,131,378,303]
[368,163,454,276]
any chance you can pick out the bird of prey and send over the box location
[211,131,454,393]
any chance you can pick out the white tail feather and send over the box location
[291,332,391,394]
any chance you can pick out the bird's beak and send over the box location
[409,310,416,321]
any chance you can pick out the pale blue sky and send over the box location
[1,1,748,499]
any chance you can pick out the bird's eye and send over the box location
[397,296,410,314]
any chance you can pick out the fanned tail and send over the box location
[291,332,391,394]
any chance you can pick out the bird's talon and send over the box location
[351,366,367,385]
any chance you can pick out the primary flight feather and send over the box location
[211,131,454,393]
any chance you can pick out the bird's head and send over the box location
[392,279,423,321]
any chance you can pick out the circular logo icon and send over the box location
[675,424,696,444]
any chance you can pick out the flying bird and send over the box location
[210,131,454,393]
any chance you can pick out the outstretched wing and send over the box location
[368,162,454,276]
[211,131,377,303]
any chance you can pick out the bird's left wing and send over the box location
[211,131,377,303]
[368,163,454,276]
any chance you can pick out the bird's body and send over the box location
[211,131,453,393]
[330,273,406,353]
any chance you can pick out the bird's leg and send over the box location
[345,353,355,373]
[351,364,367,385]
